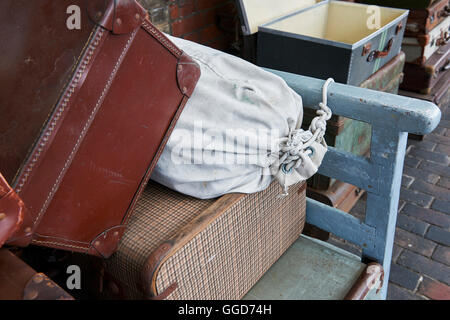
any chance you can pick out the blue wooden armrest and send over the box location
[270,69,441,135]
[266,69,442,299]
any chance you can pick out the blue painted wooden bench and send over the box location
[244,70,442,300]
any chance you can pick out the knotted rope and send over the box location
[276,78,334,197]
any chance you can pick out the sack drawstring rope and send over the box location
[277,78,334,197]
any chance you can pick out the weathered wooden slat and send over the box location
[268,68,441,135]
[317,147,380,194]
[362,130,409,298]
[243,235,373,300]
[306,198,376,250]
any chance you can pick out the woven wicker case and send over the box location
[105,180,306,300]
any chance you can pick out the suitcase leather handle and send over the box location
[367,38,394,62]
[87,0,147,34]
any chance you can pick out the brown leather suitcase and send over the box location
[101,180,306,300]
[0,0,200,258]
[401,41,450,93]
[429,66,450,106]
[355,0,449,37]
[405,0,450,37]
[0,248,73,300]
[401,67,450,105]
[402,16,450,65]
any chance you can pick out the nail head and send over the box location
[33,274,44,284]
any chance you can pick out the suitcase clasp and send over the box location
[367,38,394,62]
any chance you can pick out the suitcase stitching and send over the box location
[31,239,88,251]
[142,20,182,57]
[13,27,100,189]
[33,234,88,245]
[15,28,106,194]
[31,29,138,233]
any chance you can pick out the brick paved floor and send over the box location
[387,102,450,300]
[328,103,450,300]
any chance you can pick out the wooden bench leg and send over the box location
[362,130,408,298]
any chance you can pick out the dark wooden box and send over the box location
[236,0,409,85]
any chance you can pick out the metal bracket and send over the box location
[23,273,74,300]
